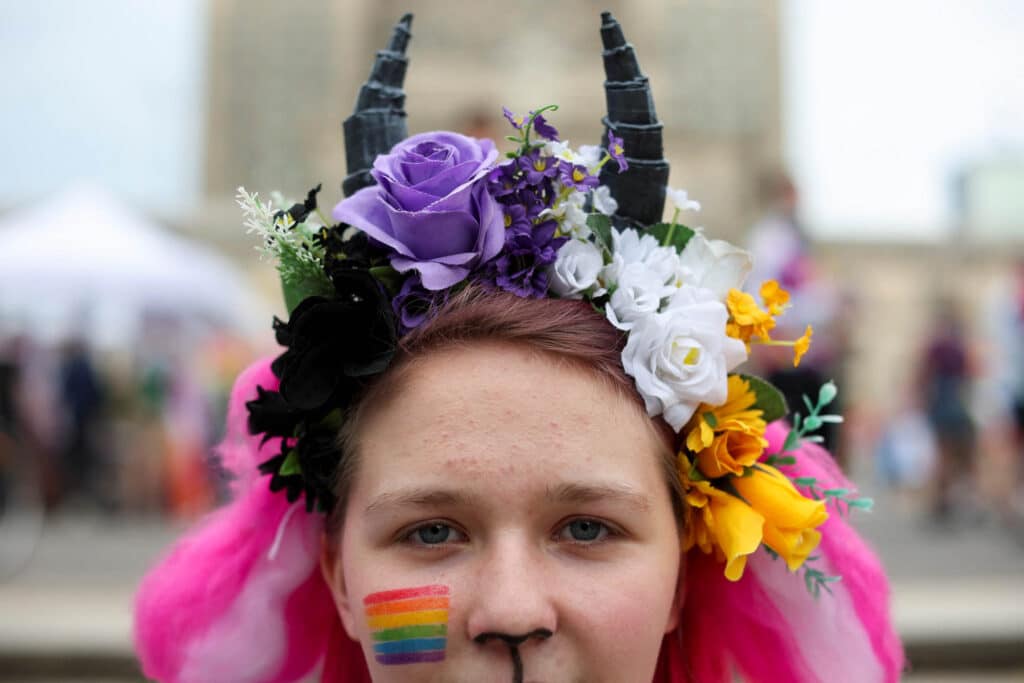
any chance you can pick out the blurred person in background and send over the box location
[746,169,846,460]
[57,337,105,508]
[916,298,976,525]
[0,335,22,514]
[984,259,1024,531]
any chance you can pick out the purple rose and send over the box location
[332,131,504,291]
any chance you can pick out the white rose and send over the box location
[603,228,679,288]
[550,239,605,298]
[675,233,752,300]
[620,285,748,431]
[605,262,670,330]
[591,185,618,216]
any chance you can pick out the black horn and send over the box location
[598,11,669,227]
[341,13,413,197]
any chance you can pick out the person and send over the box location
[917,299,976,523]
[57,337,104,506]
[134,12,903,682]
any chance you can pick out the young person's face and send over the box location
[323,342,682,682]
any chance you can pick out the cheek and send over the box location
[560,554,681,661]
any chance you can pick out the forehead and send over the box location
[354,342,665,499]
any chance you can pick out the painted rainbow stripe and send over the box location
[364,585,450,665]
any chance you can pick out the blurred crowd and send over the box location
[747,171,1024,536]
[0,325,252,520]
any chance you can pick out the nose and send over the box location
[464,531,558,644]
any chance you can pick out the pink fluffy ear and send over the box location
[133,359,363,682]
[658,421,904,683]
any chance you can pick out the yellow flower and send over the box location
[726,289,775,346]
[684,375,769,478]
[759,280,790,316]
[679,454,765,581]
[793,325,813,367]
[731,465,828,571]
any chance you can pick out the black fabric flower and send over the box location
[248,240,398,512]
[246,386,303,440]
[271,269,397,413]
[257,423,341,513]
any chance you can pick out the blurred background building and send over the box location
[1,0,1023,680]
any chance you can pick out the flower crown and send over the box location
[238,12,870,591]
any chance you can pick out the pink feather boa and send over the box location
[134,360,903,682]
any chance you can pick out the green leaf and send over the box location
[703,411,718,428]
[278,450,302,477]
[847,497,875,511]
[818,381,838,407]
[818,414,845,423]
[369,265,404,296]
[803,415,823,432]
[775,455,797,466]
[587,214,613,253]
[803,394,816,413]
[645,222,695,254]
[823,488,850,497]
[794,477,817,487]
[739,374,789,423]
[782,429,800,453]
[687,460,707,482]
[280,270,334,315]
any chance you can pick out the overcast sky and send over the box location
[783,0,1024,239]
[1,1,1021,239]
[0,0,205,214]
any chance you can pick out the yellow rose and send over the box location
[679,453,766,581]
[684,478,765,581]
[685,375,769,479]
[732,465,828,571]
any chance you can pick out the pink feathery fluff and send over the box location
[656,421,905,683]
[134,358,369,683]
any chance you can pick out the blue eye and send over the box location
[405,522,466,546]
[417,523,451,544]
[561,518,609,543]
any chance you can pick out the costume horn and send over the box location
[341,13,413,197]
[598,11,670,227]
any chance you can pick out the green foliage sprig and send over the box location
[236,187,334,311]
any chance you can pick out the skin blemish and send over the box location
[363,585,450,665]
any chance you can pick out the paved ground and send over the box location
[0,472,1022,681]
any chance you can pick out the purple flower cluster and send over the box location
[486,152,559,220]
[483,155,568,297]
[502,107,559,141]
[485,219,567,298]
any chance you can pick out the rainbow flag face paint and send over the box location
[364,585,450,665]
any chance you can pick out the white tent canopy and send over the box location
[0,184,271,348]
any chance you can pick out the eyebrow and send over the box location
[364,487,474,516]
[545,482,652,513]
[363,482,652,516]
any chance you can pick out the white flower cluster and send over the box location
[540,141,618,240]
[549,188,753,431]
